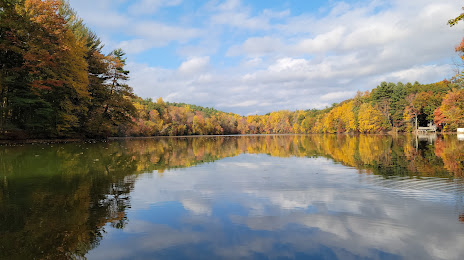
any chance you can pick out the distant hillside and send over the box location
[127,79,463,136]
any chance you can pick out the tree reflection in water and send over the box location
[1,134,463,258]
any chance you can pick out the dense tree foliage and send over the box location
[124,76,462,136]
[1,1,464,139]
[0,0,135,139]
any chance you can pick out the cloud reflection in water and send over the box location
[87,154,464,260]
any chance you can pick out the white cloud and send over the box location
[68,0,200,52]
[219,100,259,108]
[211,11,270,30]
[321,91,357,101]
[227,37,285,57]
[377,64,453,84]
[128,0,183,15]
[217,0,241,12]
[262,9,290,20]
[268,58,310,72]
[79,10,130,30]
[178,56,210,75]
[133,22,200,44]
[117,39,153,54]
[296,27,346,54]
[209,0,285,30]
[242,57,263,68]
[181,198,212,215]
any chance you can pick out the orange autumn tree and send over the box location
[435,136,464,177]
[19,0,89,135]
[192,112,206,135]
[435,89,464,131]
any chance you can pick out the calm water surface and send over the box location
[1,134,464,259]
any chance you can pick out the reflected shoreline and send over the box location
[1,134,464,259]
[2,134,464,177]
[2,132,462,145]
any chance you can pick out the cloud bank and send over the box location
[69,0,463,115]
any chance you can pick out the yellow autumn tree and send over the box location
[340,101,357,132]
[323,107,340,133]
[318,101,357,133]
[358,103,386,133]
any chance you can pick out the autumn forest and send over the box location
[1,0,464,139]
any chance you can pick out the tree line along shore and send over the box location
[1,0,464,140]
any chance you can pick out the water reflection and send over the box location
[0,142,136,259]
[1,135,464,259]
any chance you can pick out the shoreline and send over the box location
[0,132,460,145]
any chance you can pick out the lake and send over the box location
[1,134,464,259]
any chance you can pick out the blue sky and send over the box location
[68,0,463,115]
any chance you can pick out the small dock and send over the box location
[416,125,437,133]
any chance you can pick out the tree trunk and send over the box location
[0,86,5,134]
